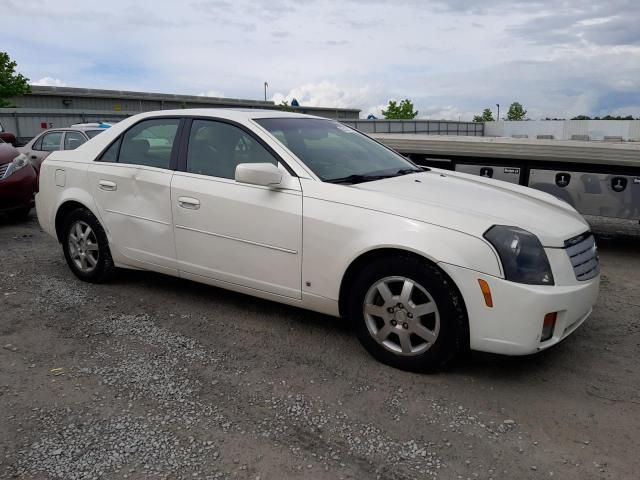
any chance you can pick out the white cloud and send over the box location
[420,106,479,121]
[31,77,67,87]
[2,0,639,119]
[365,104,388,119]
[271,81,378,109]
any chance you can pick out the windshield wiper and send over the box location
[395,168,425,176]
[326,174,392,185]
[326,168,427,185]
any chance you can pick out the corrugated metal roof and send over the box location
[27,86,273,107]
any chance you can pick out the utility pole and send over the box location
[496,103,500,121]
[264,82,268,102]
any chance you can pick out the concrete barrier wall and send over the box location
[485,120,640,141]
[342,119,484,136]
[2,111,487,145]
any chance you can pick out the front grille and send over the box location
[0,163,8,179]
[565,232,599,281]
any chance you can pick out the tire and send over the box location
[347,255,467,372]
[61,208,115,283]
[7,207,31,222]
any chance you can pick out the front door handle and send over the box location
[98,180,117,191]
[178,196,200,210]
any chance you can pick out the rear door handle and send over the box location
[178,196,200,210]
[98,180,117,191]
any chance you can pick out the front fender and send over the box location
[302,196,502,302]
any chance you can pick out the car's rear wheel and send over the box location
[62,208,114,283]
[347,255,467,371]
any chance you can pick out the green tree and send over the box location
[506,102,527,121]
[0,52,30,108]
[382,99,418,119]
[473,108,495,123]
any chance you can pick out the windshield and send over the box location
[254,118,421,183]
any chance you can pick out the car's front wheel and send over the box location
[62,208,114,283]
[348,255,467,371]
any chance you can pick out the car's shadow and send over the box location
[41,214,640,376]
[458,345,569,379]
[109,267,352,336]
[0,211,35,226]
[109,268,571,377]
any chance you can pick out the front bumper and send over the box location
[0,165,37,212]
[439,262,600,355]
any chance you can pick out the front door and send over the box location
[171,119,303,298]
[87,117,181,273]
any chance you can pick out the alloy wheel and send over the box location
[68,220,99,273]
[363,276,440,356]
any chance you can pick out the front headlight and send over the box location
[3,153,30,179]
[484,225,554,285]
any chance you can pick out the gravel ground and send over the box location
[1,213,639,479]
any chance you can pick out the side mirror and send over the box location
[235,163,283,187]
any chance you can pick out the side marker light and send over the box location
[478,279,493,308]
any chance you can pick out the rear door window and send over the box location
[98,137,121,163]
[118,119,180,169]
[37,132,64,152]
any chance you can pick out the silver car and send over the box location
[19,126,108,172]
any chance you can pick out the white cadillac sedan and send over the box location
[36,109,600,371]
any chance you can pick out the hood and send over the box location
[352,169,589,247]
[0,142,20,166]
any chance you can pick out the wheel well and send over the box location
[338,248,470,347]
[54,201,88,243]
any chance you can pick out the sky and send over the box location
[3,0,640,120]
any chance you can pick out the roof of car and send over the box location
[136,108,328,121]
[39,127,105,132]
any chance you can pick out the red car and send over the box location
[0,138,37,221]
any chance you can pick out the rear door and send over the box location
[171,118,303,298]
[87,117,182,273]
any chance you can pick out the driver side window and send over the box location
[186,120,277,179]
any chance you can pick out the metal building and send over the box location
[1,86,360,142]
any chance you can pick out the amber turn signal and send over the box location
[477,279,493,308]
